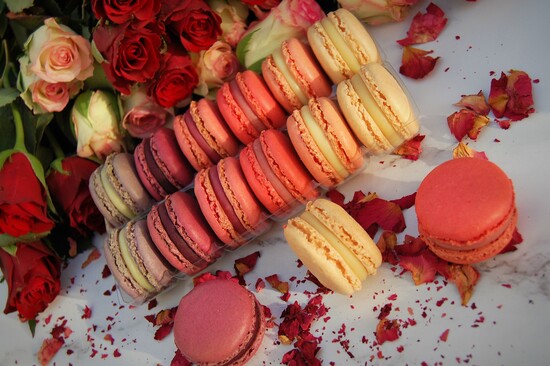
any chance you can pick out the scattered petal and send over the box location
[447,109,490,141]
[265,274,289,294]
[38,337,64,366]
[454,91,490,115]
[393,135,425,160]
[438,263,480,305]
[439,328,450,342]
[399,249,441,285]
[234,251,261,278]
[81,305,92,319]
[499,229,523,253]
[171,350,192,366]
[397,3,448,46]
[400,46,439,79]
[81,248,101,269]
[453,142,488,160]
[489,70,535,120]
[375,318,401,344]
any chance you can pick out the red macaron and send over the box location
[415,157,518,264]
[194,156,272,248]
[174,278,266,365]
[239,129,320,218]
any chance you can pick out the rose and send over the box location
[147,46,199,108]
[162,0,223,53]
[46,156,105,236]
[71,90,126,161]
[193,40,240,98]
[208,0,249,47]
[0,241,61,322]
[0,152,54,240]
[121,85,173,138]
[337,0,419,25]
[29,79,82,113]
[93,20,164,94]
[26,18,94,84]
[92,0,161,24]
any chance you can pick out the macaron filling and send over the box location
[349,74,403,148]
[320,17,360,73]
[143,139,176,194]
[184,111,219,164]
[118,229,155,292]
[208,166,248,235]
[272,47,309,104]
[300,105,349,180]
[301,211,368,281]
[100,167,134,219]
[229,79,265,133]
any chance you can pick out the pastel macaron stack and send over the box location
[262,37,332,113]
[174,98,241,171]
[415,157,518,264]
[174,278,266,365]
[286,97,365,188]
[147,191,221,275]
[337,62,420,154]
[284,198,382,295]
[239,129,320,219]
[194,156,272,248]
[89,152,153,228]
[104,218,175,301]
[134,127,195,201]
[308,8,381,83]
[217,70,287,144]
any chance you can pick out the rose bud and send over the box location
[236,0,324,71]
[208,0,250,48]
[71,90,126,161]
[121,85,174,138]
[192,41,241,98]
[336,0,420,25]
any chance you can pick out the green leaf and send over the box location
[2,244,18,256]
[0,87,19,107]
[0,231,48,247]
[235,30,257,68]
[28,318,36,337]
[4,0,34,13]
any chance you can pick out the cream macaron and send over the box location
[284,198,382,295]
[336,62,420,154]
[307,8,381,84]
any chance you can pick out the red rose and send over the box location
[162,0,222,53]
[0,152,54,238]
[0,241,61,321]
[93,20,165,94]
[46,156,105,236]
[92,0,161,24]
[147,46,199,108]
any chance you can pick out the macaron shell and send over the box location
[308,8,381,83]
[89,168,127,228]
[174,279,266,365]
[174,113,214,171]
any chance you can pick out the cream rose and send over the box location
[30,79,82,113]
[193,41,240,98]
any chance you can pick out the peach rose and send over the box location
[121,86,173,138]
[27,18,94,83]
[208,0,249,47]
[30,79,82,113]
[193,41,240,98]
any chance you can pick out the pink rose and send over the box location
[208,0,250,47]
[27,18,94,83]
[30,79,82,113]
[121,86,173,138]
[193,41,240,97]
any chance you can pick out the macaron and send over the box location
[415,157,518,264]
[336,62,420,154]
[103,218,174,301]
[239,129,320,218]
[89,152,153,228]
[216,70,287,144]
[284,198,382,295]
[261,37,332,113]
[194,156,272,248]
[134,127,195,201]
[286,97,365,188]
[174,278,266,365]
[308,8,381,84]
[174,98,240,171]
[147,191,221,275]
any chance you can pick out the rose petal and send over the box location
[400,46,439,79]
[393,134,425,160]
[265,274,289,294]
[447,109,490,141]
[397,2,448,46]
[452,142,488,160]
[438,263,479,305]
[375,318,401,344]
[454,91,491,115]
[38,337,64,366]
[234,251,261,278]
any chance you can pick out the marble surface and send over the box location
[2,0,550,364]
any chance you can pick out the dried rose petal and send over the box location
[393,134,425,160]
[397,3,448,46]
[499,229,523,253]
[265,274,289,294]
[452,142,488,160]
[440,328,450,342]
[489,70,535,121]
[395,235,427,257]
[399,250,441,285]
[193,270,237,286]
[171,350,192,366]
[281,333,322,366]
[454,91,490,115]
[38,337,64,366]
[81,305,92,319]
[488,72,508,117]
[234,251,261,278]
[400,46,439,79]
[447,109,490,141]
[377,231,399,265]
[438,263,480,305]
[278,295,326,344]
[81,247,101,269]
[375,318,401,344]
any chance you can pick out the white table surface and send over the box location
[2,0,550,364]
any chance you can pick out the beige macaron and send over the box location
[284,198,382,295]
[307,8,381,84]
[336,62,419,154]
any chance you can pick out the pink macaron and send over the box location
[217,70,287,144]
[415,157,518,264]
[261,38,332,113]
[174,99,240,171]
[194,156,272,248]
[239,129,320,218]
[174,278,266,365]
[134,127,195,201]
[147,190,221,274]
